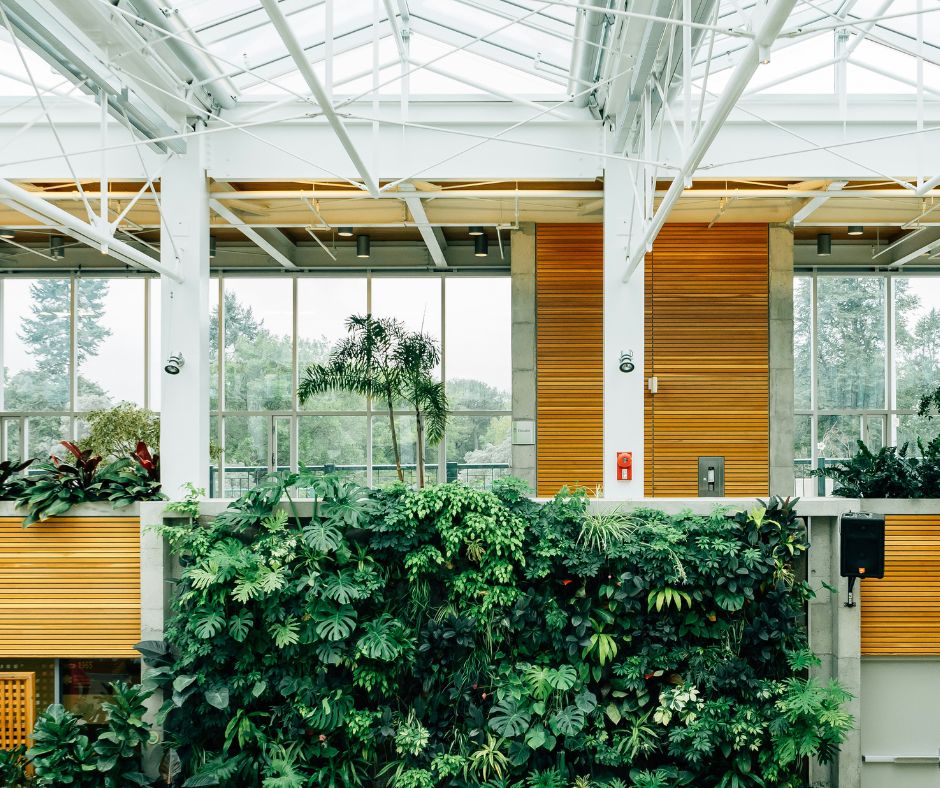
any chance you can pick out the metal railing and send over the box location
[209,462,512,498]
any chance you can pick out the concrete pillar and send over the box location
[603,159,644,498]
[808,515,862,788]
[769,225,794,497]
[138,501,171,776]
[159,141,210,498]
[510,223,537,491]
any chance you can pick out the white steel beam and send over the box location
[399,184,447,268]
[209,198,297,269]
[887,227,940,268]
[0,178,181,279]
[791,180,848,223]
[259,0,380,197]
[623,0,799,281]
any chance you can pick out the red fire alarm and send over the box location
[616,452,633,481]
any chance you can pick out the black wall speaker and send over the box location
[840,512,885,579]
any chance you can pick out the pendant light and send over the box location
[338,227,354,237]
[816,233,832,256]
[847,226,864,236]
[474,235,489,257]
[357,235,371,258]
[468,226,484,236]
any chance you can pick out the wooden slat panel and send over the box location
[0,518,140,658]
[0,672,34,750]
[536,224,604,497]
[644,224,769,497]
[861,515,940,655]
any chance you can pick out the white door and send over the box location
[861,658,940,787]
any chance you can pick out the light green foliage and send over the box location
[81,403,160,459]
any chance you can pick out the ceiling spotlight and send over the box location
[0,228,14,240]
[356,234,371,258]
[468,226,484,236]
[847,225,864,236]
[817,233,832,256]
[338,227,354,237]
[164,352,185,375]
[50,235,65,259]
[474,235,489,257]
[209,236,217,259]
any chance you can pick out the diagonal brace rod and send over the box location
[259,0,380,197]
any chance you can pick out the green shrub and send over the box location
[813,436,940,497]
[138,475,850,787]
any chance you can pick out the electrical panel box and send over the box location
[697,456,725,497]
[840,512,885,579]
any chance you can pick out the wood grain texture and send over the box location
[536,224,604,497]
[645,224,770,497]
[0,672,34,749]
[0,518,140,658]
[861,515,940,655]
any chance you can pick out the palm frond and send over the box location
[418,379,448,445]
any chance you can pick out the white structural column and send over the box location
[604,158,645,497]
[159,143,210,498]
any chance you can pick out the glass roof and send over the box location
[0,0,937,105]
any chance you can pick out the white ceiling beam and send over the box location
[624,0,799,281]
[382,0,409,61]
[260,0,380,197]
[209,198,297,269]
[886,227,940,268]
[0,178,181,279]
[791,180,848,223]
[399,184,447,268]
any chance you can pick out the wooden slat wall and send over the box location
[645,224,769,497]
[0,517,140,658]
[536,224,604,497]
[0,672,34,750]
[862,515,940,655]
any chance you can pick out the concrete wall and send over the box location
[510,223,537,491]
[769,224,795,497]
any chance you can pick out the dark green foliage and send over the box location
[0,745,29,787]
[25,705,98,786]
[15,440,164,526]
[144,476,850,787]
[94,682,154,786]
[814,437,940,497]
[0,458,34,500]
[3,684,154,787]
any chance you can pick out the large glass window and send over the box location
[211,273,511,496]
[0,273,511,493]
[3,278,71,411]
[77,279,145,408]
[795,273,940,495]
[815,276,886,410]
[223,279,293,412]
[0,277,154,462]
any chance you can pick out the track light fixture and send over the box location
[164,352,185,375]
[817,233,832,256]
[468,226,484,236]
[474,235,489,257]
[50,235,65,259]
[356,235,371,258]
[338,227,354,237]
[847,226,864,236]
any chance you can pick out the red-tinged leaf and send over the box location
[60,440,83,460]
